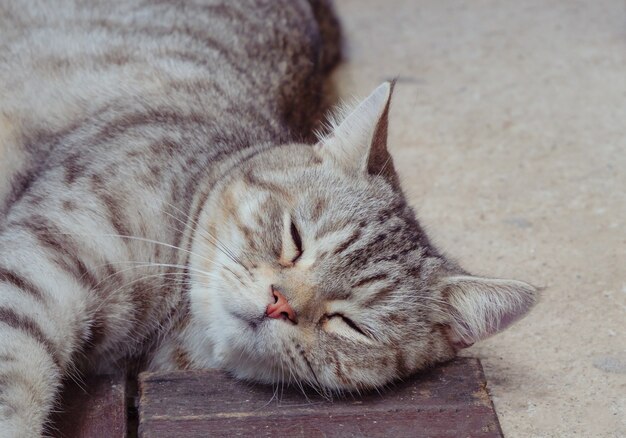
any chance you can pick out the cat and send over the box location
[0,0,536,435]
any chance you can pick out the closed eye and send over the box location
[327,313,368,337]
[290,220,303,263]
[280,212,303,266]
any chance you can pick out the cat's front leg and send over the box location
[0,326,61,437]
[0,230,89,436]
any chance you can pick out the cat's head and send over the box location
[189,82,537,391]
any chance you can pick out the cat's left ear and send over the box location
[440,275,538,350]
[320,81,399,186]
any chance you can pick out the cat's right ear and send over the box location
[318,81,399,186]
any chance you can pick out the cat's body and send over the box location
[1,0,335,368]
[0,1,536,436]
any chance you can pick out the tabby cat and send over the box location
[0,0,536,435]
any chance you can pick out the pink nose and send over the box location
[266,287,297,324]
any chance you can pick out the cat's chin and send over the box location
[206,318,306,383]
[214,338,287,385]
[228,361,284,385]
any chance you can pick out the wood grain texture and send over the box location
[49,374,127,438]
[138,358,502,437]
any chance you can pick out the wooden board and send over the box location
[49,373,127,438]
[138,358,503,438]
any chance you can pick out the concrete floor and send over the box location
[332,1,625,436]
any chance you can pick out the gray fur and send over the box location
[0,1,535,435]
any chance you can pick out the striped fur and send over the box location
[0,1,535,435]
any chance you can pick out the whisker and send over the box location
[90,270,210,316]
[86,261,220,296]
[47,231,218,269]
[161,201,250,269]
[161,209,241,265]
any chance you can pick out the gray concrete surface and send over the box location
[332,1,625,436]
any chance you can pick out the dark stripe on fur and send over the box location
[310,197,326,222]
[332,228,362,256]
[330,348,350,386]
[0,268,45,303]
[362,283,398,308]
[243,169,290,198]
[314,219,343,240]
[184,3,254,29]
[89,174,133,239]
[86,17,251,80]
[19,215,100,292]
[173,347,191,370]
[352,273,388,289]
[0,353,16,363]
[90,109,213,147]
[0,307,60,368]
[63,152,88,184]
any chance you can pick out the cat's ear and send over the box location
[440,275,538,349]
[320,81,399,186]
